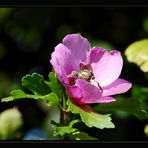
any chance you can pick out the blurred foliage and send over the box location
[95,97,148,120]
[86,35,114,51]
[124,34,148,139]
[125,39,148,72]
[0,8,12,25]
[144,124,148,138]
[0,7,148,141]
[143,18,148,33]
[132,85,148,101]
[0,107,23,140]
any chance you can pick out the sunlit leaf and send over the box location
[69,119,81,127]
[68,131,98,140]
[1,90,59,107]
[22,73,51,95]
[51,120,79,136]
[67,99,115,129]
[51,119,97,140]
[45,93,59,107]
[94,97,148,120]
[125,39,148,72]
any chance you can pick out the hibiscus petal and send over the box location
[91,50,123,87]
[66,85,82,99]
[63,34,91,69]
[97,96,115,103]
[102,78,132,96]
[72,79,102,104]
[50,43,71,84]
[89,47,105,64]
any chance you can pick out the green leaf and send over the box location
[68,131,98,140]
[11,89,27,98]
[48,71,65,98]
[51,120,97,140]
[0,108,23,140]
[67,99,115,129]
[1,90,59,107]
[69,119,81,127]
[94,97,148,120]
[52,126,77,136]
[125,39,148,72]
[22,73,51,95]
[51,120,79,136]
[45,93,59,107]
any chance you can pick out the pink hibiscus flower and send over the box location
[50,34,132,105]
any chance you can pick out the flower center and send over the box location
[68,63,94,81]
[75,69,93,81]
[68,63,102,91]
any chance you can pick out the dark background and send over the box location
[0,7,148,141]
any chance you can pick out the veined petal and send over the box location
[50,43,71,84]
[102,78,132,96]
[97,96,115,103]
[89,47,105,64]
[91,50,123,87]
[72,79,102,104]
[63,34,91,69]
[66,85,82,99]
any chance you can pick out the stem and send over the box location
[60,96,72,140]
[60,96,71,125]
